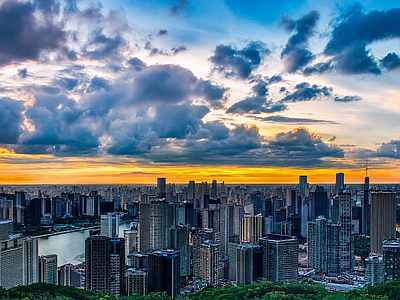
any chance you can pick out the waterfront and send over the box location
[38,222,132,266]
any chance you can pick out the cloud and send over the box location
[18,68,28,78]
[171,45,188,55]
[86,77,111,93]
[381,52,400,70]
[267,127,344,160]
[210,42,270,79]
[334,95,361,102]
[194,79,227,109]
[251,79,268,97]
[226,97,287,115]
[280,82,332,102]
[82,29,127,60]
[0,98,25,144]
[128,57,147,71]
[0,0,66,65]
[324,4,400,74]
[171,0,188,16]
[303,62,332,76]
[280,11,319,73]
[375,140,400,159]
[158,30,168,36]
[255,115,338,124]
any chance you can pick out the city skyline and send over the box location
[1,0,400,184]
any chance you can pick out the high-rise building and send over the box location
[365,255,383,286]
[307,217,327,273]
[169,225,190,277]
[0,219,13,241]
[125,268,148,296]
[85,234,125,295]
[23,237,39,285]
[219,203,235,256]
[370,192,396,254]
[147,250,180,297]
[327,223,340,275]
[0,237,24,289]
[101,212,120,238]
[201,241,219,286]
[299,176,307,199]
[138,200,176,252]
[339,192,354,273]
[241,215,263,244]
[38,254,58,285]
[124,228,138,258]
[236,244,253,285]
[191,228,214,278]
[336,173,344,195]
[157,178,166,198]
[211,180,217,200]
[383,242,400,283]
[187,181,195,200]
[227,242,239,281]
[362,176,370,235]
[259,234,298,283]
[310,186,328,220]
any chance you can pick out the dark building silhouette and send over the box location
[147,250,180,297]
[85,233,125,296]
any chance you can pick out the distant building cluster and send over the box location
[1,173,400,294]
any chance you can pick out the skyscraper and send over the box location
[299,176,307,199]
[339,192,354,273]
[310,186,328,220]
[0,219,13,240]
[383,242,400,283]
[101,212,120,238]
[38,254,58,285]
[236,244,253,285]
[241,215,263,244]
[259,234,298,283]
[0,237,23,289]
[327,222,340,275]
[370,192,396,254]
[147,250,180,297]
[138,200,176,252]
[362,176,370,235]
[365,255,383,286]
[307,216,327,273]
[85,233,125,296]
[169,225,190,277]
[336,173,344,195]
[201,241,219,286]
[23,237,39,285]
[157,178,166,198]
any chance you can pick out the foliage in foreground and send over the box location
[1,280,400,300]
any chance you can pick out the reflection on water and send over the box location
[38,222,132,266]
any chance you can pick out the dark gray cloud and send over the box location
[226,96,287,115]
[35,0,60,14]
[18,68,28,79]
[171,45,188,55]
[334,95,361,102]
[266,75,283,85]
[86,77,111,93]
[255,115,338,124]
[171,0,188,16]
[194,79,227,109]
[375,140,400,159]
[281,82,332,103]
[18,94,101,156]
[158,30,168,36]
[128,57,147,71]
[0,98,25,144]
[280,11,319,73]
[303,62,332,76]
[251,79,268,97]
[210,42,270,79]
[381,52,400,70]
[324,4,400,74]
[55,77,79,90]
[83,29,126,60]
[267,127,344,160]
[0,0,66,65]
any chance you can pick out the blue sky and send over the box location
[1,0,400,184]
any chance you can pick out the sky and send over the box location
[1,0,400,185]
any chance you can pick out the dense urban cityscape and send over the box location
[0,172,399,296]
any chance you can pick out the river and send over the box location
[37,222,132,266]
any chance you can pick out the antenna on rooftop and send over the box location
[365,154,369,177]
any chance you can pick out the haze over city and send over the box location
[1,0,400,184]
